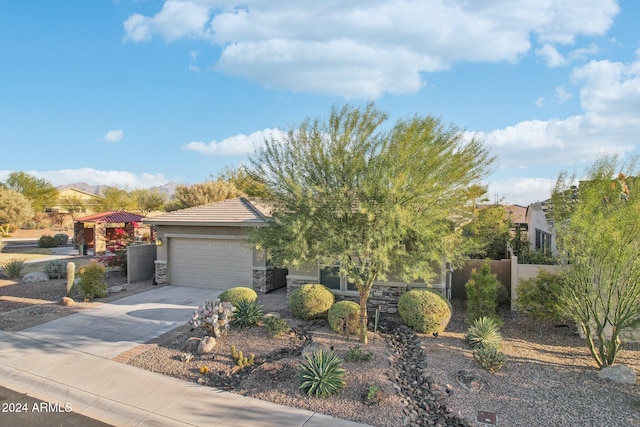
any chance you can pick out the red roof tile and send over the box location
[75,211,146,224]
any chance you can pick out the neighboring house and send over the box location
[49,187,103,216]
[145,197,449,313]
[525,201,558,256]
[143,198,286,293]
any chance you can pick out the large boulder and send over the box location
[22,271,49,283]
[598,365,637,384]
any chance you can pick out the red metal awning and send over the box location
[75,211,146,224]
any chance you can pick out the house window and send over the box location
[319,264,358,292]
[535,229,552,252]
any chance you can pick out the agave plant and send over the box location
[299,350,346,397]
[464,316,503,350]
[473,347,507,373]
[232,299,264,328]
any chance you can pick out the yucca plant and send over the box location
[473,347,507,373]
[2,258,26,278]
[464,316,503,350]
[299,350,346,397]
[232,299,264,328]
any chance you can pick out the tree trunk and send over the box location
[359,291,369,344]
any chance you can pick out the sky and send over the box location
[1,0,639,206]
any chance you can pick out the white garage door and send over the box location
[168,237,253,289]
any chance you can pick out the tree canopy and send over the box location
[130,188,167,214]
[166,180,243,211]
[4,171,58,213]
[248,103,495,342]
[550,154,640,367]
[0,187,33,235]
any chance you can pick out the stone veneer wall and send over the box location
[287,277,446,314]
[154,260,167,285]
[253,268,288,293]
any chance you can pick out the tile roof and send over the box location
[504,204,527,224]
[143,197,268,227]
[75,211,146,224]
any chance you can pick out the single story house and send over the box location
[145,197,449,313]
[143,198,286,293]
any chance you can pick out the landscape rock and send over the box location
[598,364,637,384]
[301,342,331,358]
[197,336,216,354]
[22,272,49,283]
[108,285,127,293]
[58,297,75,307]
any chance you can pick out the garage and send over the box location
[168,237,252,289]
[144,197,287,293]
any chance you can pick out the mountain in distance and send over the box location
[58,182,179,198]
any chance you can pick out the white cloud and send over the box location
[100,129,124,142]
[488,177,557,205]
[535,97,544,107]
[554,86,573,103]
[0,168,169,189]
[123,0,619,97]
[183,128,285,156]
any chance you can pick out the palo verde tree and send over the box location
[5,171,58,213]
[550,154,640,367]
[166,180,243,211]
[0,187,33,235]
[248,103,495,343]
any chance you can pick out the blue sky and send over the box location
[1,0,639,205]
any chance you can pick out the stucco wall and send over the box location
[127,244,156,283]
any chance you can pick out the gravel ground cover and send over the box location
[1,275,639,426]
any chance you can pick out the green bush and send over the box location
[299,349,346,397]
[2,258,26,278]
[464,316,503,350]
[289,284,335,320]
[219,287,258,306]
[232,299,264,328]
[78,263,107,300]
[345,345,374,363]
[328,300,360,335]
[37,235,57,248]
[516,270,567,324]
[473,347,507,373]
[44,260,67,279]
[264,316,291,338]
[465,263,503,326]
[53,233,69,246]
[397,289,451,334]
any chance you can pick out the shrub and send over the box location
[516,270,567,325]
[397,289,451,334]
[218,287,258,306]
[2,258,26,278]
[345,345,374,363]
[77,263,108,300]
[53,233,69,246]
[37,235,57,248]
[289,284,335,320]
[299,349,346,397]
[232,299,264,328]
[464,316,503,350]
[328,300,360,335]
[465,263,503,326]
[43,260,67,279]
[362,385,384,406]
[264,316,290,338]
[473,347,507,373]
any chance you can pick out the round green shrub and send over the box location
[53,233,69,246]
[78,263,107,300]
[289,284,335,320]
[328,301,360,335]
[397,289,451,334]
[37,235,57,248]
[218,287,258,306]
[44,260,67,279]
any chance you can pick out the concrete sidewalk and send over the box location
[0,286,371,427]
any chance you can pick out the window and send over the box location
[319,264,358,292]
[535,229,552,252]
